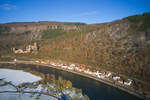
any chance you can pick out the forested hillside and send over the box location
[0,13,150,86]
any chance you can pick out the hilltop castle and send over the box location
[13,42,38,54]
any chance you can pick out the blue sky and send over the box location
[0,0,150,24]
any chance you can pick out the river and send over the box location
[0,63,142,100]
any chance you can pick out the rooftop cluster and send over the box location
[35,60,133,87]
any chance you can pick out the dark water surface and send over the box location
[1,64,142,100]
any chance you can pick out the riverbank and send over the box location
[0,60,149,100]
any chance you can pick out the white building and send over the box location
[124,79,133,86]
[105,72,112,77]
[70,64,75,67]
[95,71,100,76]
[35,60,39,63]
[87,71,93,75]
[113,76,120,80]
[97,74,105,79]
[75,67,79,70]
[78,68,83,72]
[68,66,74,70]
[61,65,68,69]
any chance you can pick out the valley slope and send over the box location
[0,13,150,93]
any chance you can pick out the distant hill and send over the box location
[0,13,150,92]
[0,21,86,53]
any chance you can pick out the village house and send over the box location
[68,66,74,70]
[75,66,79,71]
[112,76,120,80]
[95,71,100,76]
[61,64,68,69]
[124,79,133,86]
[50,62,57,66]
[95,71,105,79]
[105,72,112,77]
[83,68,90,74]
[57,63,63,67]
[49,61,54,65]
[41,61,46,64]
[87,71,93,75]
[53,63,59,66]
[118,80,124,84]
[77,67,83,72]
[67,64,75,70]
[70,64,75,67]
[35,60,40,63]
[97,74,105,79]
[91,70,97,76]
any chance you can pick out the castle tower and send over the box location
[26,45,32,52]
[33,42,38,50]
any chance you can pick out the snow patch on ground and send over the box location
[0,84,16,91]
[0,69,41,85]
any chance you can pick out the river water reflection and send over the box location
[0,64,141,100]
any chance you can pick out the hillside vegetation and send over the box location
[0,13,150,92]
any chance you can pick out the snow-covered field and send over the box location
[0,68,57,100]
[0,68,41,85]
[0,84,16,91]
